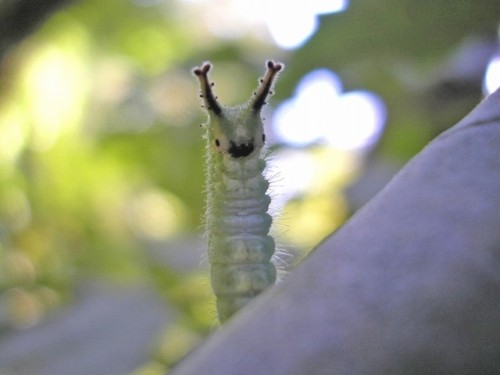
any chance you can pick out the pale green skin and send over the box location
[194,62,282,322]
[206,106,276,322]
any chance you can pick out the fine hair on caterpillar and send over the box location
[193,60,284,323]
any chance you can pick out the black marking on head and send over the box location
[228,140,255,158]
[262,134,266,143]
[215,139,220,147]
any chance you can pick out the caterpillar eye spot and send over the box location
[215,139,220,147]
[228,140,254,158]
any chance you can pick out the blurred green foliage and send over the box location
[0,0,498,371]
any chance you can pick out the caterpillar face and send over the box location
[211,107,265,158]
[194,61,282,159]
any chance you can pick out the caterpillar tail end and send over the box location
[212,262,277,323]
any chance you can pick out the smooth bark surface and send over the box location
[171,88,500,374]
[0,283,169,375]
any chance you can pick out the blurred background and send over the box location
[0,0,499,373]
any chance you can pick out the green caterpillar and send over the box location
[193,61,283,323]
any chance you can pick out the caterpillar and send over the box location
[193,61,283,323]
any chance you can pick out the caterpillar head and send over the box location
[193,61,283,158]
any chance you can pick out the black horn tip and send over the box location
[193,62,211,76]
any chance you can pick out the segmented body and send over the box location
[193,61,283,322]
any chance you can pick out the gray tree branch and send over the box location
[172,88,500,374]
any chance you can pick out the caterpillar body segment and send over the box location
[193,61,283,322]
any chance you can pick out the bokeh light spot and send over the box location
[126,189,188,240]
[265,0,348,49]
[484,54,500,94]
[178,0,348,49]
[273,69,386,150]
